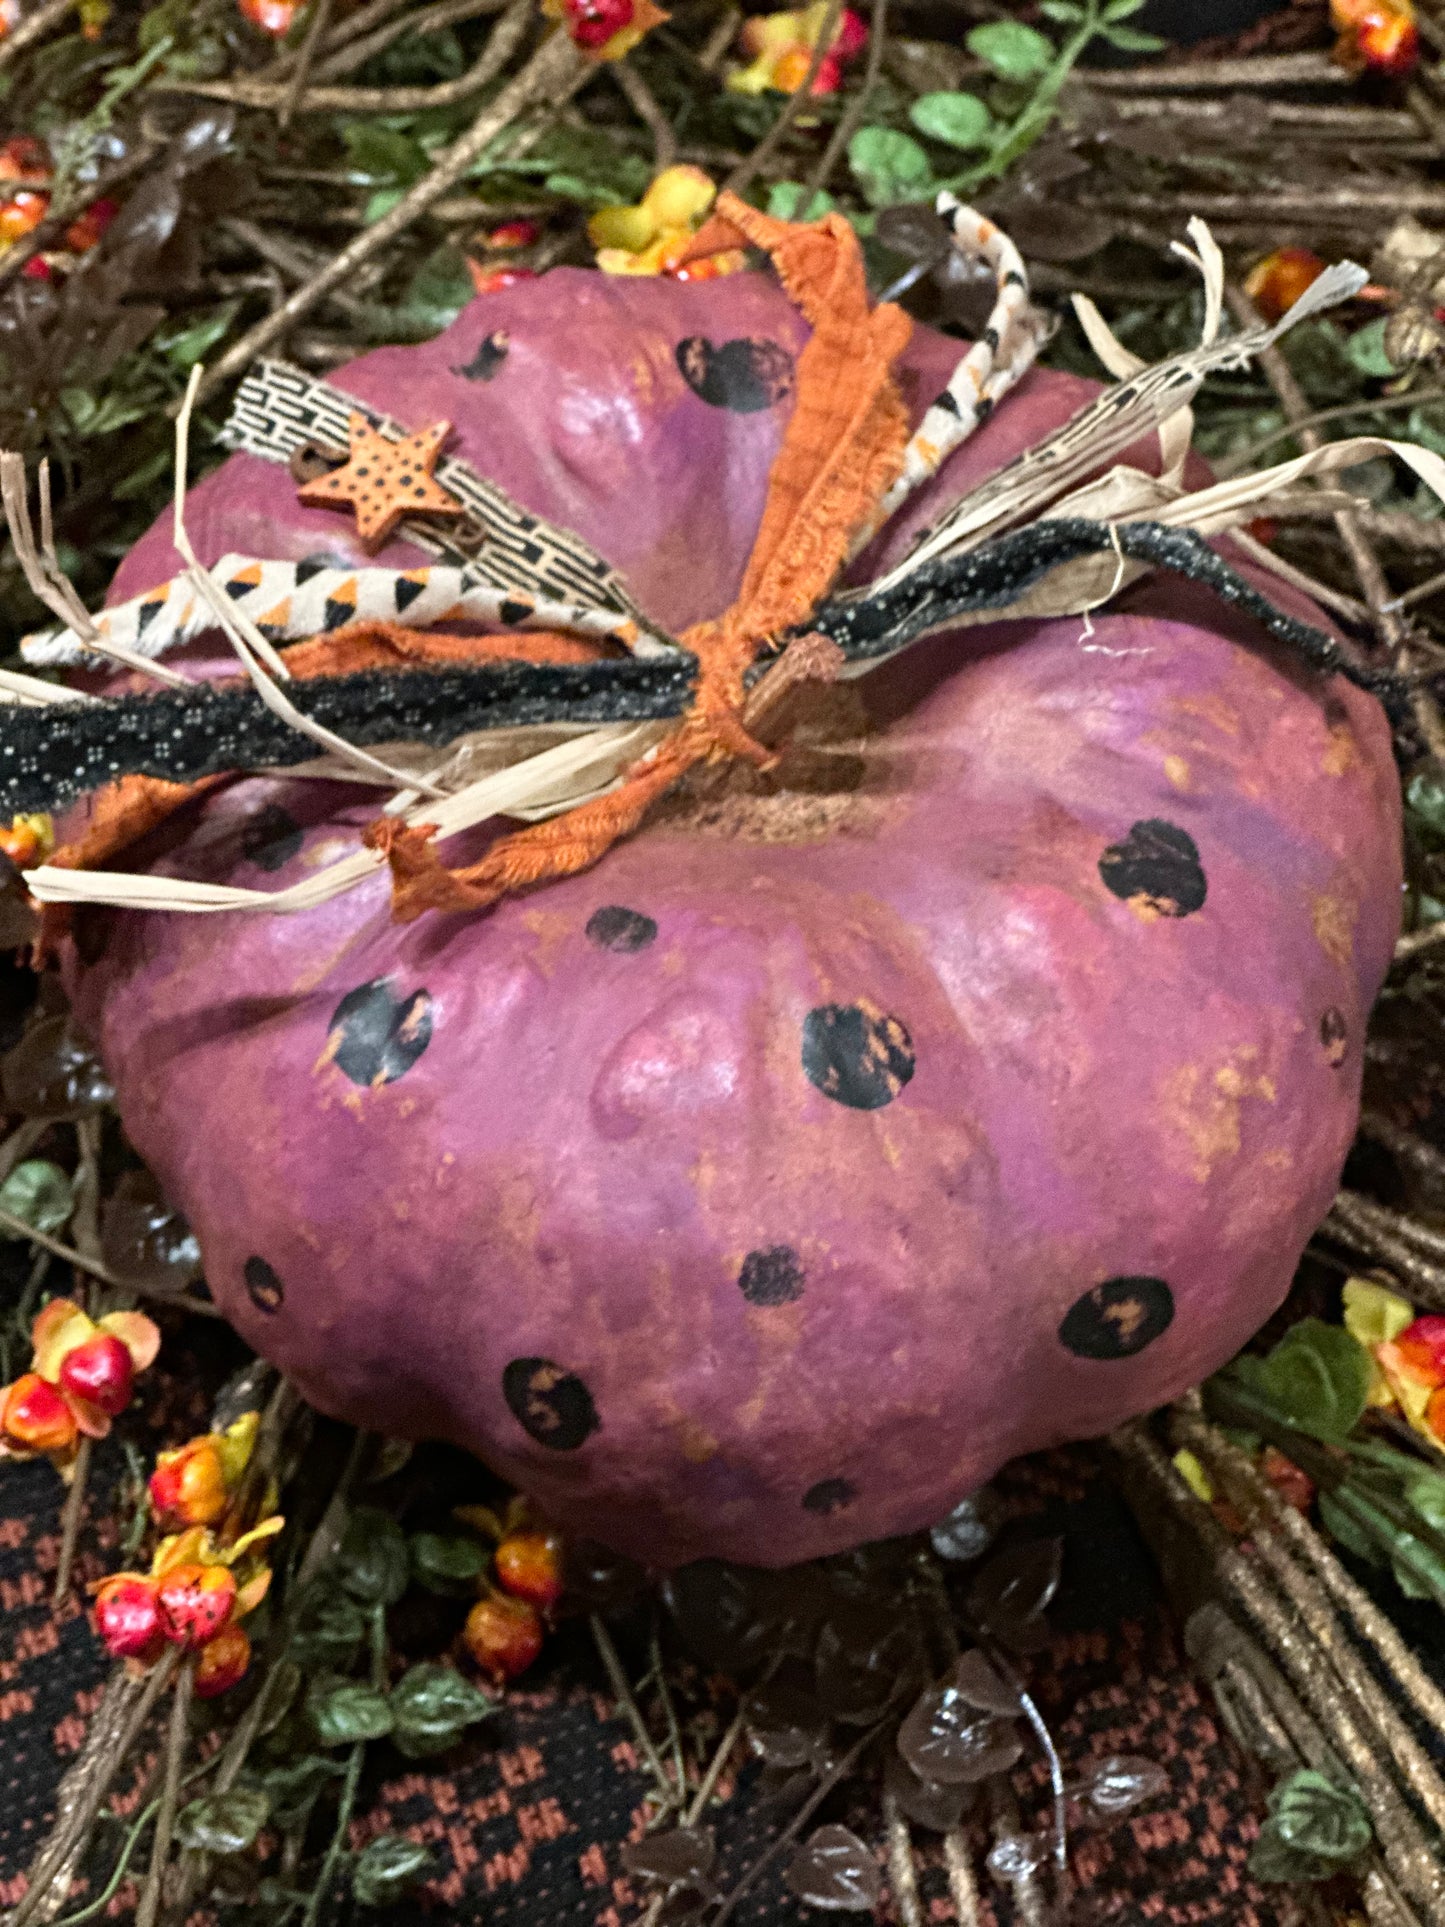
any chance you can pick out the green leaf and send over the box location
[1347,317,1397,379]
[1099,23,1167,50]
[353,1834,435,1906]
[1316,1490,1386,1567]
[766,181,835,221]
[337,1508,410,1607]
[909,91,994,151]
[847,126,934,209]
[307,1676,395,1747]
[259,1755,346,1824]
[1248,1820,1335,1885]
[965,20,1054,80]
[288,1586,368,1668]
[390,1662,495,1759]
[1038,1,1086,19]
[1234,1318,1371,1443]
[155,301,240,370]
[1270,1769,1372,1863]
[174,1785,271,1856]
[1406,406,1445,459]
[408,1531,488,1595]
[340,121,429,188]
[0,1161,73,1237]
[1103,0,1147,17]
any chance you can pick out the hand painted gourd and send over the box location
[66,271,1401,1568]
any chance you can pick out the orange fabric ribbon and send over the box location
[369,196,912,921]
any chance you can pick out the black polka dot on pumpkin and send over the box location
[1320,1007,1348,1067]
[240,803,303,872]
[243,1255,284,1314]
[326,980,432,1087]
[454,329,510,382]
[502,1357,599,1451]
[676,336,796,412]
[1099,819,1207,918]
[738,1245,805,1307]
[586,905,657,952]
[802,1002,914,1110]
[803,1477,857,1516]
[1059,1276,1174,1360]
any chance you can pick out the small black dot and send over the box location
[326,980,432,1087]
[240,803,303,873]
[738,1246,805,1306]
[801,1002,914,1110]
[586,905,657,953]
[1320,1007,1348,1067]
[803,1477,857,1516]
[454,330,510,382]
[502,1357,599,1451]
[1059,1277,1174,1360]
[1099,820,1207,918]
[244,1256,284,1314]
[499,599,534,626]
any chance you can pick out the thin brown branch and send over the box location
[611,58,676,174]
[11,1650,181,1927]
[723,0,842,202]
[802,0,886,207]
[0,141,160,296]
[134,1661,192,1927]
[1359,1109,1445,1187]
[279,0,334,127]
[160,22,527,114]
[1228,284,1445,761]
[1324,1191,1445,1306]
[1078,50,1346,90]
[0,0,75,72]
[697,6,739,71]
[194,11,577,404]
[883,1788,924,1927]
[1215,387,1445,480]
[589,1614,679,1814]
[52,1438,92,1607]
[310,0,506,79]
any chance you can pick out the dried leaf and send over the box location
[884,1747,974,1832]
[743,1681,831,1769]
[986,1832,1049,1884]
[929,1491,1001,1564]
[784,1824,882,1911]
[949,1648,1023,1717]
[966,1538,1063,1651]
[620,1827,715,1886]
[1079,1754,1169,1820]
[897,1680,1023,1785]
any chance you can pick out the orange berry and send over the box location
[495,1528,564,1611]
[0,137,50,185]
[2,1373,77,1453]
[239,0,299,31]
[770,44,813,91]
[463,1589,543,1681]
[149,1438,229,1528]
[194,1621,252,1698]
[157,1563,237,1649]
[1243,248,1326,325]
[0,189,48,244]
[62,196,116,253]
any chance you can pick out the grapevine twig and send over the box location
[722,0,843,202]
[192,10,580,403]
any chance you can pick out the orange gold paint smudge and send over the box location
[1160,1047,1279,1183]
[1312,890,1357,968]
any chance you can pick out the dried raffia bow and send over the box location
[13,196,1445,929]
[364,192,913,921]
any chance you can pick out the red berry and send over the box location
[494,1528,564,1611]
[95,1577,164,1662]
[834,9,868,57]
[157,1563,236,1649]
[563,0,633,50]
[463,1589,543,1681]
[2,1373,77,1453]
[194,1622,252,1698]
[60,1334,135,1417]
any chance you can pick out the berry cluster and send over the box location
[1331,0,1419,76]
[459,1507,564,1684]
[0,1298,159,1473]
[0,137,117,283]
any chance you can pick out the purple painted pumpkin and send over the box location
[68,271,1401,1568]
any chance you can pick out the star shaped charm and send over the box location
[297,412,464,552]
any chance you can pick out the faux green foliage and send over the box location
[390,1662,496,1759]
[1249,1770,1373,1884]
[1224,1319,1371,1445]
[0,1161,73,1237]
[352,1835,435,1906]
[175,1786,272,1856]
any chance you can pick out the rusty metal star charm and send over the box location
[296,412,464,552]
